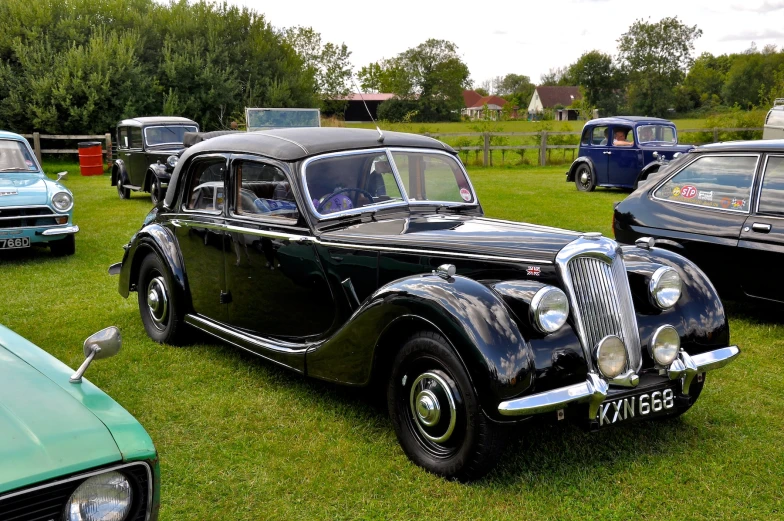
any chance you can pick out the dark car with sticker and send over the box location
[111,117,199,203]
[614,139,784,304]
[111,128,739,481]
[567,116,694,191]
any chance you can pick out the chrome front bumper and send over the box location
[498,345,740,418]
[40,225,79,236]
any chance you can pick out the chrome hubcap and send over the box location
[409,371,456,443]
[146,276,169,330]
[580,171,589,184]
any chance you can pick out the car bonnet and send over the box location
[0,174,51,207]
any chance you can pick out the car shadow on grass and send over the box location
[724,299,784,324]
[0,245,71,265]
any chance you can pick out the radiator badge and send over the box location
[0,189,18,196]
[526,266,541,277]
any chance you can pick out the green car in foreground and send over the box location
[0,324,159,521]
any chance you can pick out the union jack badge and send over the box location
[526,266,541,276]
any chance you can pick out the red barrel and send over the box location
[77,141,103,176]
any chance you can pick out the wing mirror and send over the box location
[69,326,122,383]
[56,172,68,182]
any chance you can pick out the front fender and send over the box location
[111,160,127,187]
[636,161,662,184]
[145,164,171,191]
[305,273,537,418]
[118,223,187,303]
[566,156,595,182]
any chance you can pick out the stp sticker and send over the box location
[526,266,541,276]
[459,188,472,202]
[681,185,697,199]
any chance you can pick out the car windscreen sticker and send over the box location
[459,188,472,202]
[698,190,713,202]
[681,185,697,199]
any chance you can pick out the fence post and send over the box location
[33,132,42,164]
[712,128,719,143]
[483,133,490,167]
[104,132,112,165]
[540,131,548,166]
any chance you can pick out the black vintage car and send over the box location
[111,128,740,480]
[111,117,199,203]
[615,139,784,304]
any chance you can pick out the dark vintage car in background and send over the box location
[614,139,784,304]
[567,116,694,191]
[111,117,199,203]
[111,128,739,480]
[0,325,159,521]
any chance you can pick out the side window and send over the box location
[758,156,784,216]
[184,158,226,212]
[117,128,129,150]
[592,126,609,146]
[612,127,633,146]
[129,127,143,149]
[234,160,299,222]
[581,128,591,146]
[653,155,757,212]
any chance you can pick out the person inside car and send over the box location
[613,129,633,146]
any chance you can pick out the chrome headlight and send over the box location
[52,191,74,212]
[64,470,132,521]
[166,155,178,168]
[595,335,627,378]
[529,286,569,333]
[650,325,680,366]
[649,266,682,309]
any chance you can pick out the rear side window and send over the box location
[758,156,784,216]
[653,155,757,212]
[129,127,143,149]
[592,126,609,145]
[581,128,591,145]
[117,127,130,149]
[234,160,299,222]
[184,158,226,212]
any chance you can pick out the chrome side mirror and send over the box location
[56,172,68,182]
[70,326,122,383]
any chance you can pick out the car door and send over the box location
[224,156,335,350]
[586,125,610,184]
[128,126,148,186]
[739,154,784,301]
[609,126,641,187]
[649,154,758,293]
[172,154,229,322]
[117,126,131,175]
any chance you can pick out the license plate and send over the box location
[596,387,676,427]
[0,237,30,249]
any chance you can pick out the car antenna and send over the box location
[352,77,384,143]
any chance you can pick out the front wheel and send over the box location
[117,176,131,199]
[137,253,186,344]
[575,164,596,192]
[387,331,507,481]
[150,177,162,205]
[49,235,75,256]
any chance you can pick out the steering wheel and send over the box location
[317,187,376,213]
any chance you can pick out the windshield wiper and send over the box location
[435,203,477,213]
[0,168,26,172]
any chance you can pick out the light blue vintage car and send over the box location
[0,130,78,255]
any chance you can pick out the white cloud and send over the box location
[721,28,784,41]
[730,1,784,12]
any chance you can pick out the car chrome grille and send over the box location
[0,206,57,229]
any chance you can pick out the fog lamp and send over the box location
[64,470,132,521]
[650,325,680,366]
[595,335,627,379]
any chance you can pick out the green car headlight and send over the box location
[52,191,74,213]
[64,470,133,521]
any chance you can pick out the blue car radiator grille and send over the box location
[0,206,57,229]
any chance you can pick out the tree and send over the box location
[567,51,625,115]
[539,66,572,86]
[496,73,535,107]
[475,87,489,96]
[358,62,382,92]
[617,17,702,116]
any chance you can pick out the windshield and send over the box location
[303,149,474,217]
[246,108,320,131]
[144,125,198,147]
[0,139,39,172]
[637,125,677,144]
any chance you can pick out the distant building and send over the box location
[527,86,582,120]
[462,90,512,120]
[329,93,396,122]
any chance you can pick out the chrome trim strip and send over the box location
[41,225,79,236]
[252,132,309,154]
[0,205,54,212]
[498,373,608,418]
[0,461,153,520]
[650,153,760,215]
[185,314,314,353]
[1,224,65,231]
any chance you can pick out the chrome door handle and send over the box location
[752,223,772,233]
[603,151,612,155]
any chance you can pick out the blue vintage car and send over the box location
[566,117,694,191]
[0,131,78,255]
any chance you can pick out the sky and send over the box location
[229,0,784,88]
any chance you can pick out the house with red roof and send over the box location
[462,90,511,120]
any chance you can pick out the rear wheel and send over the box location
[575,164,596,192]
[387,331,506,481]
[49,235,75,256]
[150,177,162,205]
[117,176,131,199]
[137,253,186,344]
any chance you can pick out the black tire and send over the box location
[575,164,596,192]
[117,176,131,199]
[150,177,161,205]
[137,253,186,344]
[49,235,75,256]
[387,331,507,481]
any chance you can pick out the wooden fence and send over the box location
[425,127,764,167]
[20,132,113,165]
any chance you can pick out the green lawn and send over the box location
[1,161,782,520]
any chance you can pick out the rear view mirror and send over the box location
[56,172,67,182]
[70,327,122,383]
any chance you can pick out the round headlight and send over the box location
[64,470,132,521]
[595,335,627,379]
[649,266,682,309]
[529,286,569,333]
[52,191,73,212]
[650,325,680,366]
[166,155,178,168]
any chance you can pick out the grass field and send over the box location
[1,160,782,520]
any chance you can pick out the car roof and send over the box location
[695,139,784,152]
[181,127,456,161]
[117,117,198,127]
[585,116,674,127]
[0,130,28,142]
